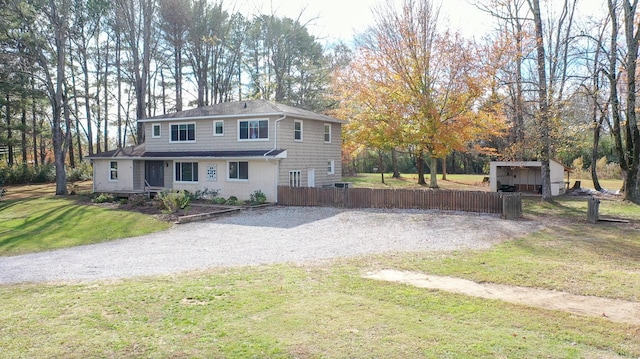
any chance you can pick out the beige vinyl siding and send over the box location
[144,117,279,152]
[93,159,135,192]
[277,118,342,187]
[168,159,278,201]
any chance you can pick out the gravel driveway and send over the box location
[0,207,543,284]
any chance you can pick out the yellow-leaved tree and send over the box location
[334,0,506,187]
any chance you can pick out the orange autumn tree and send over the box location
[332,46,407,176]
[336,0,505,187]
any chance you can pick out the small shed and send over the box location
[489,159,571,196]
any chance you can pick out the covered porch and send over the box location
[489,160,571,196]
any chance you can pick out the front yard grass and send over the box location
[0,183,170,256]
[1,179,639,358]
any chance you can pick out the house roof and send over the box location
[88,144,287,160]
[490,159,571,172]
[139,99,346,124]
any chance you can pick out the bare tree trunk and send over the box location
[104,38,109,153]
[6,95,14,166]
[441,156,447,181]
[416,150,426,185]
[80,44,94,155]
[116,27,123,148]
[31,79,38,165]
[391,148,400,178]
[50,0,71,195]
[68,47,83,161]
[622,0,640,202]
[21,105,27,164]
[591,113,604,192]
[529,0,552,201]
[429,156,438,188]
[64,81,75,168]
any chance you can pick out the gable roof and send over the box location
[139,99,346,124]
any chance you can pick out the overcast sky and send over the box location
[234,0,493,45]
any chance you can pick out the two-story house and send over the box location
[89,100,345,202]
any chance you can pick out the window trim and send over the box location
[109,161,118,181]
[294,120,303,142]
[213,120,224,136]
[289,170,301,187]
[170,123,196,143]
[152,124,161,138]
[174,162,199,183]
[228,161,249,181]
[324,123,332,143]
[237,118,269,141]
[327,160,335,175]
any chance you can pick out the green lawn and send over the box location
[1,180,639,358]
[0,183,170,256]
[343,172,624,193]
[343,173,489,190]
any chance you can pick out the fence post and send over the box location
[502,193,522,219]
[587,196,600,224]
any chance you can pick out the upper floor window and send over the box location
[324,123,332,143]
[238,119,268,140]
[175,162,198,182]
[294,120,303,141]
[171,123,195,142]
[152,124,161,138]
[109,161,118,180]
[214,120,224,136]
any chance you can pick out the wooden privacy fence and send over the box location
[277,187,522,219]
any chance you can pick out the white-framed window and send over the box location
[324,123,331,143]
[294,120,303,141]
[238,119,268,140]
[175,162,198,182]
[327,160,335,175]
[109,161,118,180]
[152,124,161,138]
[289,170,301,187]
[213,120,224,136]
[228,161,249,180]
[170,123,196,142]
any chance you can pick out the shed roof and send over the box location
[491,159,571,172]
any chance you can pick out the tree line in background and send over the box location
[0,0,335,194]
[334,0,640,202]
[1,0,639,203]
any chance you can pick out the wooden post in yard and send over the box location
[501,193,522,219]
[587,196,600,224]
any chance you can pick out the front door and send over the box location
[145,161,165,187]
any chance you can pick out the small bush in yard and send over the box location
[226,196,241,205]
[156,191,190,214]
[93,193,115,203]
[249,190,267,205]
[212,197,227,205]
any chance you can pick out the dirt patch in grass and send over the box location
[365,269,640,326]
